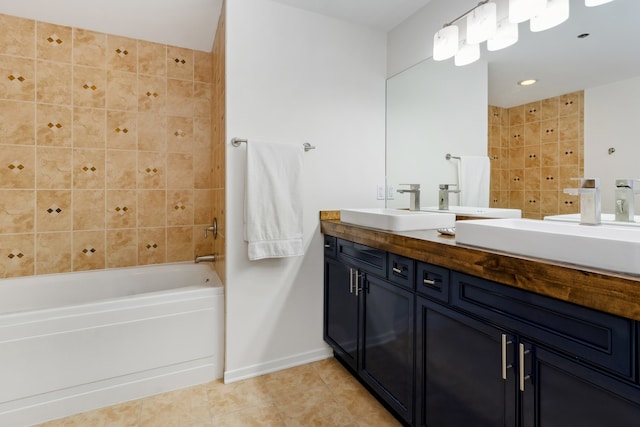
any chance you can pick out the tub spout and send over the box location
[195,254,217,263]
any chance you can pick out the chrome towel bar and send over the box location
[445,153,461,160]
[231,137,316,152]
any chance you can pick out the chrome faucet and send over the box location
[564,178,601,225]
[615,179,640,222]
[195,254,217,263]
[397,184,421,211]
[439,184,460,210]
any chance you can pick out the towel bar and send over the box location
[445,153,461,160]
[231,137,316,152]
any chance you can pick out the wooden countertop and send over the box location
[320,211,640,321]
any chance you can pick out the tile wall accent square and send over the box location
[138,74,166,113]
[0,14,35,58]
[559,92,580,117]
[36,147,72,188]
[36,103,72,146]
[0,190,34,233]
[1,55,35,101]
[194,82,211,117]
[167,153,193,189]
[167,189,194,226]
[72,230,105,271]
[73,107,106,148]
[166,226,193,262]
[138,227,166,265]
[137,190,166,227]
[194,50,212,83]
[107,35,137,72]
[0,100,35,145]
[137,151,166,189]
[194,189,213,225]
[137,113,167,152]
[524,147,540,169]
[36,21,72,63]
[73,66,106,108]
[73,189,105,230]
[138,41,166,76]
[73,29,106,68]
[106,110,137,149]
[36,232,71,274]
[524,101,541,123]
[106,229,137,268]
[36,60,71,105]
[106,149,137,189]
[0,233,34,278]
[73,149,105,189]
[167,116,193,153]
[167,46,193,81]
[560,140,580,166]
[0,145,35,188]
[559,194,579,214]
[107,70,138,111]
[541,166,559,191]
[510,169,524,191]
[540,119,559,143]
[107,189,137,229]
[36,189,71,232]
[167,79,194,117]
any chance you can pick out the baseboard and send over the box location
[223,347,333,384]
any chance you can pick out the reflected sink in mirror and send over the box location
[545,213,640,228]
[340,208,455,231]
[455,218,640,275]
[421,206,522,219]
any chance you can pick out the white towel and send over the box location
[458,156,490,207]
[244,141,304,260]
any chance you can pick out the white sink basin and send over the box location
[340,208,455,231]
[455,218,640,275]
[545,213,640,228]
[421,206,522,219]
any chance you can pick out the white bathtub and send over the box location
[0,262,224,427]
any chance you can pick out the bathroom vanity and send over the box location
[321,211,640,427]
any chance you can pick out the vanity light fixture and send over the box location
[530,0,570,32]
[518,79,538,86]
[508,0,546,24]
[455,40,481,66]
[487,18,519,51]
[585,0,614,6]
[466,1,497,44]
[433,25,459,61]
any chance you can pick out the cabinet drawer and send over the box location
[324,235,337,259]
[451,272,635,379]
[336,239,387,276]
[388,254,415,290]
[416,262,450,303]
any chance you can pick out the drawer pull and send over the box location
[324,244,332,248]
[423,278,437,286]
[392,267,403,274]
[519,343,531,392]
[501,334,513,380]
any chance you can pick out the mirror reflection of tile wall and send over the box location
[489,91,584,219]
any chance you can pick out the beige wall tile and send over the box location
[167,153,194,189]
[194,152,213,189]
[167,46,194,81]
[36,189,71,232]
[72,230,105,271]
[36,146,72,188]
[524,101,541,123]
[540,96,559,120]
[137,151,166,189]
[36,22,72,62]
[167,116,193,153]
[73,148,105,189]
[508,105,524,126]
[138,227,166,265]
[559,92,580,117]
[0,189,34,233]
[36,232,71,274]
[138,41,166,76]
[194,189,213,225]
[540,118,559,143]
[167,189,194,226]
[524,147,540,169]
[106,229,137,268]
[137,190,166,227]
[541,191,559,215]
[73,190,105,230]
[0,145,35,188]
[524,122,540,146]
[1,100,35,145]
[559,194,579,214]
[0,233,34,278]
[541,167,559,191]
[138,113,167,151]
[0,14,35,57]
[510,169,524,191]
[524,168,541,191]
[166,226,193,262]
[106,110,137,149]
[167,78,194,117]
[36,60,71,104]
[559,140,579,166]
[74,66,106,108]
[106,149,137,189]
[194,116,211,149]
[1,55,35,101]
[73,107,106,148]
[559,116,579,141]
[36,103,71,146]
[194,50,212,83]
[510,125,524,147]
[138,74,166,113]
[73,29,106,68]
[107,189,136,229]
[107,35,137,72]
[107,70,138,111]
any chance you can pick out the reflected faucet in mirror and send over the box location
[397,184,421,211]
[615,179,640,222]
[564,178,601,225]
[439,184,460,210]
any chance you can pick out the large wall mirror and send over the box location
[386,0,640,217]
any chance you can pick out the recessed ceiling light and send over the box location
[518,79,538,86]
[578,33,590,39]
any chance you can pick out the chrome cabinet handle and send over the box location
[355,271,361,296]
[501,334,513,380]
[423,278,437,285]
[324,244,331,248]
[349,268,354,294]
[392,267,403,274]
[519,343,531,392]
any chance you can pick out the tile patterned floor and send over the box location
[36,358,402,427]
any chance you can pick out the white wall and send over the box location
[224,0,386,382]
[585,76,640,213]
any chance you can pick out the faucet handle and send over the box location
[616,179,640,190]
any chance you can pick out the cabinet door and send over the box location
[360,274,415,424]
[324,257,359,370]
[416,297,517,427]
[520,341,640,427]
